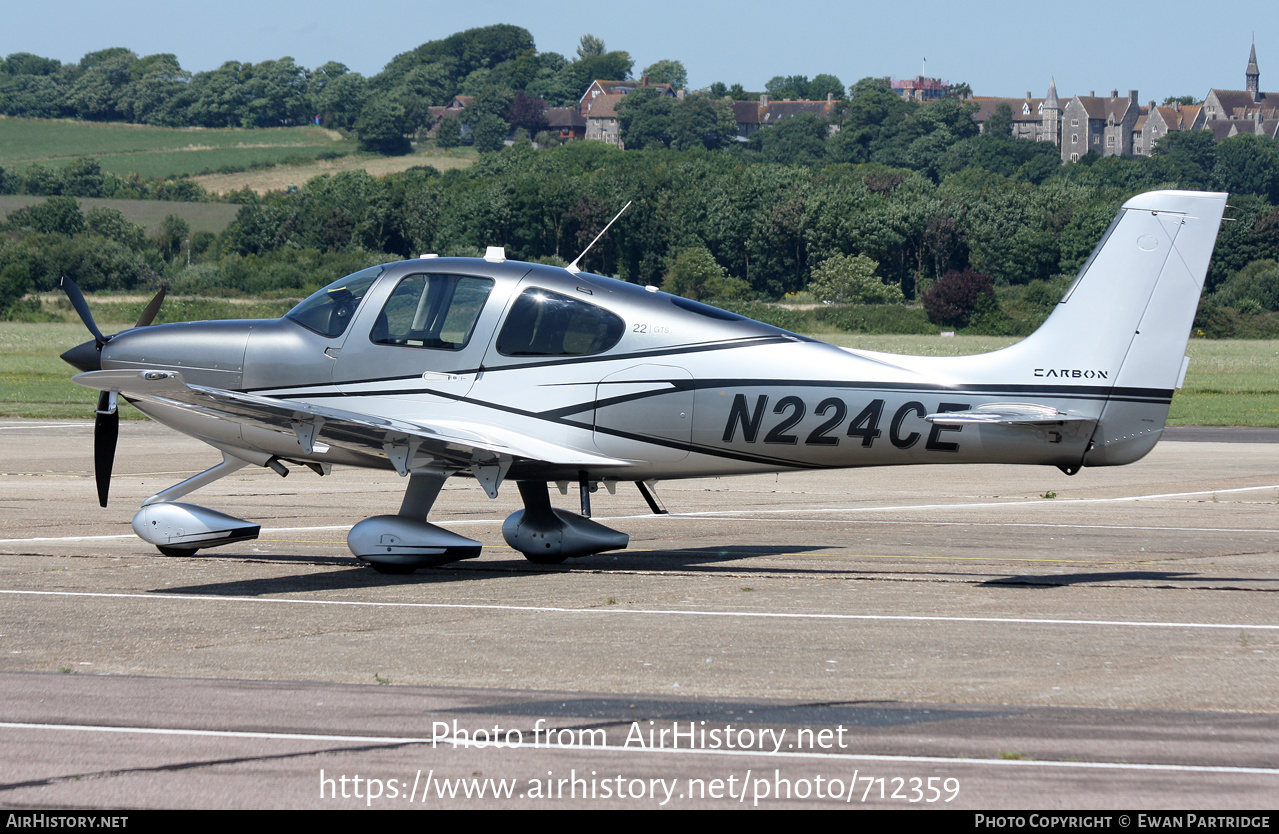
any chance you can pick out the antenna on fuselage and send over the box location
[566,200,632,274]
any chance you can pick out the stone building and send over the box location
[969,79,1061,145]
[1060,90,1142,162]
[580,78,678,148]
[1202,44,1279,139]
[731,94,838,141]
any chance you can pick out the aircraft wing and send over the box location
[73,369,628,475]
[924,403,1094,426]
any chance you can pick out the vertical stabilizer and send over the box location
[988,190,1227,464]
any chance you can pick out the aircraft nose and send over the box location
[61,338,103,373]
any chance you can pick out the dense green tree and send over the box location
[154,215,191,261]
[186,62,253,127]
[435,115,463,148]
[354,94,412,154]
[984,102,1013,138]
[765,75,810,100]
[504,92,548,134]
[85,208,147,250]
[662,246,748,300]
[807,253,902,303]
[576,35,606,59]
[670,96,736,150]
[642,59,687,89]
[5,196,85,235]
[922,268,995,327]
[471,113,510,152]
[1213,134,1279,203]
[377,25,536,93]
[617,86,675,148]
[117,53,190,125]
[749,113,828,165]
[316,70,368,129]
[0,263,31,315]
[806,74,844,100]
[1214,259,1279,311]
[1151,129,1218,189]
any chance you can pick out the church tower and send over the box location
[1042,77,1062,148]
[1247,42,1260,100]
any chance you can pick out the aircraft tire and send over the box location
[522,551,569,565]
[369,563,417,575]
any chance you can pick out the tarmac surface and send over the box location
[1,419,1276,809]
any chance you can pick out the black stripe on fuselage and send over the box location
[239,336,796,395]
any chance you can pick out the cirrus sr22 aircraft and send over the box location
[60,189,1227,573]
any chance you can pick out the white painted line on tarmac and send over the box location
[652,518,1279,534]
[1,589,1275,631]
[4,483,1278,545]
[0,423,88,431]
[1,720,1276,776]
[0,534,137,543]
[664,484,1279,517]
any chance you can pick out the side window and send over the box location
[371,274,493,350]
[496,288,624,357]
[285,266,382,338]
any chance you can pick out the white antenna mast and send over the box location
[567,200,632,274]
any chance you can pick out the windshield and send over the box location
[285,266,383,338]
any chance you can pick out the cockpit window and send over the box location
[285,266,382,338]
[371,273,493,350]
[496,288,625,357]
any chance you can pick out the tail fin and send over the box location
[964,190,1228,466]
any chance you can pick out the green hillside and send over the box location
[0,118,355,179]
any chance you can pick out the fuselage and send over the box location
[97,256,1127,483]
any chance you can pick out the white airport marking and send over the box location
[664,484,1279,517]
[2,478,1279,544]
[0,423,89,431]
[1,721,1276,776]
[1,589,1275,631]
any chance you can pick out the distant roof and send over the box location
[546,107,585,128]
[584,93,626,119]
[1207,88,1278,119]
[969,96,1046,123]
[1069,94,1138,122]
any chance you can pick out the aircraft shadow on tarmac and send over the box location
[981,570,1278,588]
[152,545,852,597]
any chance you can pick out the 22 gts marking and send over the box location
[720,394,969,452]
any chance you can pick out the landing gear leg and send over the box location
[502,481,629,565]
[132,452,261,555]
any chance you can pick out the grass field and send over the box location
[0,195,240,234]
[0,117,473,192]
[191,149,476,195]
[2,322,1276,426]
[0,118,356,180]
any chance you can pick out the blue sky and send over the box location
[3,0,1275,105]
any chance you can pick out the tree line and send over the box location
[4,132,1279,337]
[3,21,1279,335]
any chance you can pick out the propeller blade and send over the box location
[134,285,168,328]
[94,391,119,508]
[60,276,109,345]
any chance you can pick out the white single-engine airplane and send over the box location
[60,189,1226,573]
